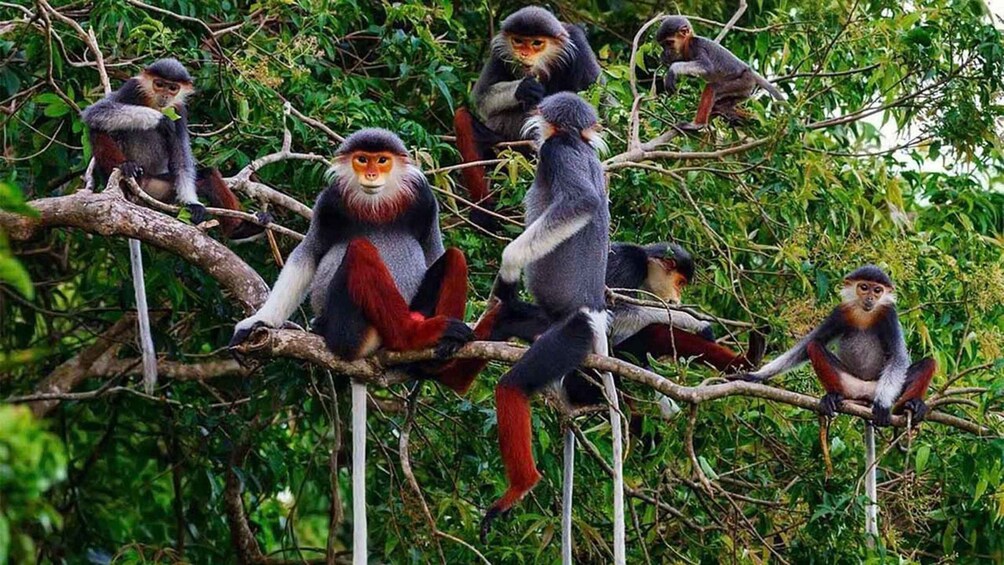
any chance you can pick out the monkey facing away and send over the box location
[656,16,785,130]
[453,6,601,230]
[81,58,267,241]
[740,266,936,426]
[230,128,477,374]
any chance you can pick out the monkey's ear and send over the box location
[665,258,677,271]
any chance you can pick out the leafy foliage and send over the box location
[1,0,1003,563]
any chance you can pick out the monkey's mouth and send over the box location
[358,181,385,194]
[861,303,875,312]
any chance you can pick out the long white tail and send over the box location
[753,73,786,101]
[352,382,368,565]
[127,238,158,394]
[562,427,576,565]
[864,422,879,546]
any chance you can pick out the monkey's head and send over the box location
[523,93,605,152]
[138,58,194,109]
[496,6,573,77]
[655,16,693,56]
[642,243,694,304]
[841,265,895,315]
[331,128,421,222]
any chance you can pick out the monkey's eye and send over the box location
[356,156,368,164]
[168,83,179,93]
[512,38,525,46]
[874,286,884,294]
[377,157,389,165]
[858,283,868,291]
[531,40,544,48]
[154,80,165,88]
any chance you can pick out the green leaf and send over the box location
[0,256,34,299]
[915,445,931,474]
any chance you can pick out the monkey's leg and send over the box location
[408,248,488,395]
[710,75,755,126]
[342,239,471,356]
[806,341,870,416]
[616,324,752,373]
[351,379,368,565]
[677,85,716,132]
[454,108,502,231]
[435,297,552,395]
[481,311,595,543]
[893,358,937,422]
[195,168,269,242]
[91,131,129,176]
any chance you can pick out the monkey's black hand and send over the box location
[434,319,475,359]
[515,77,546,111]
[872,403,892,427]
[901,398,929,424]
[732,371,765,383]
[663,72,678,96]
[698,323,716,341]
[491,276,519,304]
[230,320,268,348]
[819,392,844,417]
[119,161,144,179]
[186,203,208,225]
[255,210,273,225]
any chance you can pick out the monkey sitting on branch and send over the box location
[82,58,269,242]
[656,16,786,131]
[739,266,936,426]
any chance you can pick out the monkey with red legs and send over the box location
[739,266,936,426]
[655,16,786,132]
[454,6,601,230]
[230,129,475,563]
[81,58,269,242]
[476,93,626,564]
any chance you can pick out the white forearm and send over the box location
[478,80,522,117]
[250,249,315,325]
[609,306,708,345]
[499,212,590,282]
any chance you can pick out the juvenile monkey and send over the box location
[82,59,267,241]
[740,266,936,426]
[656,16,785,130]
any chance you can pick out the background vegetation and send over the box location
[1,0,1003,563]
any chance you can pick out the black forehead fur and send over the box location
[645,242,695,281]
[655,16,692,42]
[143,58,193,83]
[844,265,894,287]
[337,128,409,156]
[538,92,597,132]
[501,6,566,38]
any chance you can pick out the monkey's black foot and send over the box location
[819,393,844,417]
[434,319,475,359]
[229,320,268,348]
[255,210,273,225]
[186,203,209,225]
[491,276,519,304]
[901,398,929,424]
[479,506,509,544]
[674,121,705,133]
[119,161,144,178]
[469,207,501,233]
[747,327,769,369]
[733,372,765,383]
[872,403,892,427]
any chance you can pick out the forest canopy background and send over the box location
[1,0,1004,563]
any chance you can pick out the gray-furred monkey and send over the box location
[656,16,785,130]
[480,92,611,539]
[81,58,266,241]
[740,266,937,426]
[230,129,476,391]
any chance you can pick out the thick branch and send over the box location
[1,189,269,311]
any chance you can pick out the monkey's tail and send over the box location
[753,73,786,101]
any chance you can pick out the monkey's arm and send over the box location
[497,192,598,284]
[167,111,199,206]
[473,58,526,118]
[416,179,446,265]
[743,309,843,381]
[871,312,911,424]
[609,305,712,345]
[81,99,165,132]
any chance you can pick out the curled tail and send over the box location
[753,73,786,101]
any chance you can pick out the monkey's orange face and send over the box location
[140,72,192,109]
[645,257,688,304]
[508,34,552,66]
[350,151,397,192]
[851,281,891,312]
[664,28,691,54]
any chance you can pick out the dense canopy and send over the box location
[1,0,1003,563]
